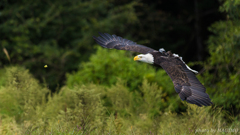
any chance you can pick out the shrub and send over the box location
[0,66,239,134]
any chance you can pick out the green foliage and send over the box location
[0,0,222,91]
[0,68,7,87]
[67,47,155,91]
[103,79,164,119]
[1,0,240,134]
[0,66,239,135]
[0,67,49,121]
[0,66,106,134]
[0,0,138,90]
[201,0,240,114]
[220,0,240,19]
[158,105,228,135]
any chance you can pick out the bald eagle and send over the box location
[93,32,212,107]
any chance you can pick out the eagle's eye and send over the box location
[139,56,142,58]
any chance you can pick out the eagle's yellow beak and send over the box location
[134,56,140,61]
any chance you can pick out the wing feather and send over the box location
[93,32,156,54]
[159,57,212,107]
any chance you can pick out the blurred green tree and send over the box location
[1,66,234,134]
[0,0,138,90]
[201,0,240,115]
[0,0,223,91]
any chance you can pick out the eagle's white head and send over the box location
[134,53,154,64]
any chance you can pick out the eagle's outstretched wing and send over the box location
[158,57,212,106]
[93,32,212,107]
[93,32,156,54]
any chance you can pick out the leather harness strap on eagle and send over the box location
[93,32,212,107]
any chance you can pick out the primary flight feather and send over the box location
[93,32,212,107]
